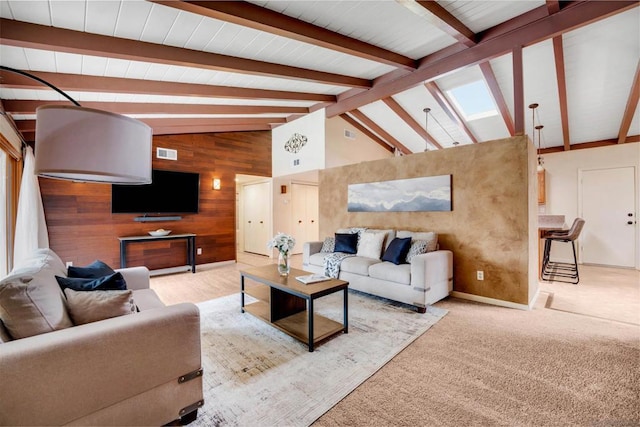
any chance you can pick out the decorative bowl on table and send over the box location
[149,229,171,237]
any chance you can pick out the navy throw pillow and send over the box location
[56,272,127,292]
[68,260,116,279]
[382,237,412,265]
[334,233,358,254]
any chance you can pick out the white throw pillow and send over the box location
[356,231,386,260]
[64,288,135,325]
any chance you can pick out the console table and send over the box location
[118,233,197,273]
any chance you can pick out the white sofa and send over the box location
[303,229,453,312]
[0,248,203,426]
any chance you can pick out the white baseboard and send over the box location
[450,291,532,311]
[149,260,235,277]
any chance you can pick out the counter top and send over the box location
[539,215,566,230]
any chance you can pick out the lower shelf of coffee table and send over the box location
[244,301,344,344]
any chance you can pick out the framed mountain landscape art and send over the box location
[348,175,452,212]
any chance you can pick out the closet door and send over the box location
[291,184,319,254]
[243,181,270,256]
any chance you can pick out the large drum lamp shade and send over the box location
[35,105,152,184]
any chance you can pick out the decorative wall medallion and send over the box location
[284,133,308,153]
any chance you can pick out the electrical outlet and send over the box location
[197,248,202,255]
[66,261,73,268]
[477,270,484,281]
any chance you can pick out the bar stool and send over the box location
[541,218,585,284]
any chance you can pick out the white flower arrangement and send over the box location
[267,232,295,255]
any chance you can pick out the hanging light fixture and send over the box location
[423,107,431,152]
[1,66,152,184]
[528,103,545,172]
[424,107,459,148]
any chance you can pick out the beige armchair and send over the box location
[0,250,204,426]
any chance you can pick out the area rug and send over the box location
[193,290,447,426]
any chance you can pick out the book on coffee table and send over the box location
[296,274,331,284]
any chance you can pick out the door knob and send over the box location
[260,221,263,224]
[248,221,251,223]
[311,220,315,223]
[298,220,302,224]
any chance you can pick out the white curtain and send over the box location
[13,146,49,267]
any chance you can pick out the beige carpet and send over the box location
[314,294,640,426]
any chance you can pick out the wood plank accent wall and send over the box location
[40,131,271,269]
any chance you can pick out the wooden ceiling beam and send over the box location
[151,124,273,135]
[339,114,395,153]
[326,1,638,117]
[0,18,370,89]
[2,100,308,116]
[513,46,525,136]
[14,117,285,132]
[424,82,478,144]
[479,61,514,136]
[152,0,416,71]
[540,134,640,154]
[617,59,640,144]
[552,36,571,151]
[0,70,334,103]
[382,97,443,149]
[410,1,477,47]
[348,110,412,155]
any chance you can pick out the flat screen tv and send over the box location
[111,169,200,214]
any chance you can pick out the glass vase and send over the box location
[277,251,290,276]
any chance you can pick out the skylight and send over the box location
[447,80,498,121]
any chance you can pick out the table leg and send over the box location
[240,275,245,313]
[120,241,127,269]
[189,237,196,273]
[343,288,348,334]
[308,298,314,352]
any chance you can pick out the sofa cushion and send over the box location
[64,288,136,325]
[356,231,386,260]
[309,252,326,267]
[55,272,127,292]
[382,237,412,265]
[397,230,438,252]
[368,262,411,285]
[340,256,381,276]
[320,237,335,253]
[0,249,73,339]
[335,233,358,254]
[67,260,116,279]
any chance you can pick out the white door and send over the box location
[580,167,636,267]
[291,183,319,254]
[243,181,270,256]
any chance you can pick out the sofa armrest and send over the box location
[410,250,453,300]
[0,303,201,426]
[116,266,150,290]
[303,241,323,265]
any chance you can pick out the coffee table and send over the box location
[240,265,348,352]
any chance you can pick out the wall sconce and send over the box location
[213,178,221,190]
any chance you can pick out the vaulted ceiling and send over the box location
[1,0,638,155]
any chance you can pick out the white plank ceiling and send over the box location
[0,0,638,152]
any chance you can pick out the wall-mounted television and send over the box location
[111,169,200,214]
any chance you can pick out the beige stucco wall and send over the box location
[319,135,538,305]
